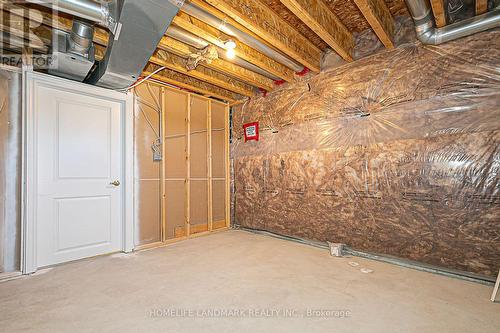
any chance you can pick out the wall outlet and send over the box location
[328,242,345,257]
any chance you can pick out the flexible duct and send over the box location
[181,1,304,72]
[166,25,282,81]
[405,0,500,44]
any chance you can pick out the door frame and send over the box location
[22,70,134,274]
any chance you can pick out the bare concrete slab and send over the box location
[0,230,498,332]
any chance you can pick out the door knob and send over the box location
[109,180,120,186]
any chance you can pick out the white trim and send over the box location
[123,92,134,252]
[22,71,134,273]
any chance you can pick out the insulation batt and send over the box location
[231,29,500,278]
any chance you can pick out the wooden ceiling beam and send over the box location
[143,63,244,102]
[430,0,447,28]
[188,0,284,52]
[476,0,488,15]
[158,36,275,91]
[202,0,322,72]
[172,13,295,82]
[279,0,354,61]
[150,49,255,97]
[353,0,395,48]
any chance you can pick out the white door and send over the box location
[35,83,123,267]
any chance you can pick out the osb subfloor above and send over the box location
[261,0,409,50]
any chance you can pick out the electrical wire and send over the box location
[119,66,166,92]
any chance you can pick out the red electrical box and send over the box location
[243,122,259,142]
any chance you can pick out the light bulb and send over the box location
[226,48,236,59]
[224,40,237,49]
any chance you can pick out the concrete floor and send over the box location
[0,230,498,333]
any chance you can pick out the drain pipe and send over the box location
[181,1,304,73]
[405,0,500,44]
[166,25,282,81]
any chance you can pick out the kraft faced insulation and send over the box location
[0,67,21,274]
[231,29,500,277]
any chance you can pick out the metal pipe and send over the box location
[236,226,496,285]
[69,20,94,55]
[221,53,282,81]
[166,26,282,81]
[405,0,500,45]
[181,1,304,72]
[26,0,110,27]
[167,25,209,49]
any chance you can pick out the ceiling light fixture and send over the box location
[224,39,236,59]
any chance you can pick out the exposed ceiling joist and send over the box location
[0,12,50,51]
[158,36,275,91]
[430,0,447,28]
[202,0,322,72]
[151,49,255,97]
[143,63,244,102]
[353,0,395,48]
[279,0,354,61]
[188,0,283,52]
[476,0,488,15]
[173,13,296,82]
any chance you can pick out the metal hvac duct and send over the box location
[27,0,103,81]
[405,0,500,44]
[27,0,114,29]
[48,20,96,81]
[28,0,181,89]
[181,1,304,72]
[166,25,282,81]
[86,0,181,89]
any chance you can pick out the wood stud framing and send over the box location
[160,87,167,242]
[279,0,354,61]
[353,0,395,48]
[207,102,213,231]
[150,84,230,243]
[203,0,322,72]
[476,0,488,15]
[224,105,230,228]
[430,0,447,28]
[186,95,192,238]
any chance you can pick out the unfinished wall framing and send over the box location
[134,82,230,249]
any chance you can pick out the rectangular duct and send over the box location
[86,0,182,89]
